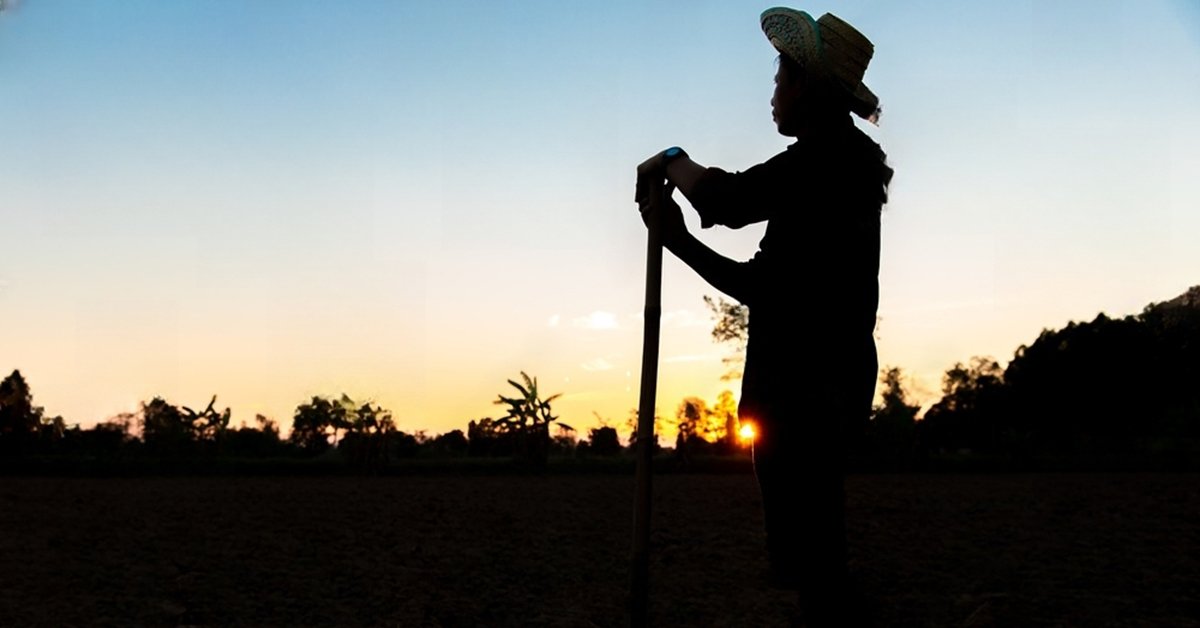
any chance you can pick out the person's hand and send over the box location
[634,150,667,207]
[638,184,687,248]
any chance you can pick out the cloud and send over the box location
[573,311,619,330]
[580,358,615,372]
[547,314,561,327]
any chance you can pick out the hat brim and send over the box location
[760,7,821,70]
[761,7,881,124]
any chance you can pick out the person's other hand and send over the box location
[638,184,687,248]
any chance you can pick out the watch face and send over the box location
[665,147,682,158]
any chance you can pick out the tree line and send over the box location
[913,286,1200,465]
[3,285,1197,472]
[0,368,748,472]
[707,286,1200,469]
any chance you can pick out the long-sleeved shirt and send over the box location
[683,121,891,420]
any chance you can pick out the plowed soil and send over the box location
[1,473,1197,627]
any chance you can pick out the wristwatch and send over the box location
[663,146,688,164]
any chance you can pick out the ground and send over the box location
[1,473,1197,627]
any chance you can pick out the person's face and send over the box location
[770,61,807,137]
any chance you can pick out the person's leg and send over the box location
[752,413,805,587]
[800,360,878,626]
[794,459,849,625]
[753,403,853,624]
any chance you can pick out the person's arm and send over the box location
[667,230,759,305]
[683,151,796,229]
[664,156,706,199]
[639,186,759,305]
[641,147,796,230]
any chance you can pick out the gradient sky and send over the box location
[2,0,1198,438]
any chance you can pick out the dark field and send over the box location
[1,473,1198,627]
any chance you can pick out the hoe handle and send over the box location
[630,182,664,627]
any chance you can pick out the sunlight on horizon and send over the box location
[2,0,1197,437]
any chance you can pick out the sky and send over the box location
[2,0,1198,438]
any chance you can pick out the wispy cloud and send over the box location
[581,358,615,372]
[574,311,619,330]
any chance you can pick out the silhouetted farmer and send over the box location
[636,8,892,625]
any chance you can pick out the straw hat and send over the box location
[760,7,881,124]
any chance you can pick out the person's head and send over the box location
[770,52,847,136]
[761,8,881,134]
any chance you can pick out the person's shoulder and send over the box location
[810,124,884,158]
[847,125,887,161]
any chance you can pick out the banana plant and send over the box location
[492,372,571,467]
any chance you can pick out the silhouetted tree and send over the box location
[339,399,395,470]
[913,286,1200,464]
[140,397,193,456]
[226,414,286,458]
[467,417,512,457]
[711,390,741,453]
[384,430,421,459]
[290,396,348,454]
[137,395,231,457]
[920,357,1007,455]
[1138,287,1200,448]
[585,426,621,456]
[864,366,919,467]
[182,395,231,455]
[429,429,469,457]
[0,370,43,455]
[704,295,748,380]
[61,419,131,458]
[1004,313,1159,456]
[674,397,720,461]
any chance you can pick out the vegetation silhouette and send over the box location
[224,414,285,458]
[861,366,921,469]
[584,426,622,457]
[912,286,1200,468]
[0,369,65,456]
[624,407,662,455]
[2,286,1197,474]
[338,398,398,472]
[673,392,746,466]
[490,371,567,470]
[704,295,748,381]
[290,395,348,454]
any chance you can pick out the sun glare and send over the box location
[738,422,756,442]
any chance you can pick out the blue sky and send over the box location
[2,0,1198,435]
